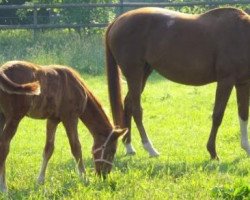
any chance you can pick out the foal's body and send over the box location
[106,7,250,157]
[0,61,125,192]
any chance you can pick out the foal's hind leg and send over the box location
[124,65,159,157]
[123,65,153,155]
[0,117,21,192]
[62,117,85,176]
[207,80,233,159]
[37,119,59,184]
[235,83,250,154]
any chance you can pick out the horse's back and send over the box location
[107,7,250,85]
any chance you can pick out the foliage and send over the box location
[0,30,106,74]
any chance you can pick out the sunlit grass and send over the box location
[0,74,249,199]
[0,30,250,199]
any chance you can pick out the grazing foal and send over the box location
[106,7,250,158]
[0,61,126,192]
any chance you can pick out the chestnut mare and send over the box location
[106,7,250,159]
[0,61,127,192]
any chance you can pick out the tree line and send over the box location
[0,0,249,26]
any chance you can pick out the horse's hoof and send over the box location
[37,176,45,185]
[149,151,160,157]
[125,143,136,155]
[126,151,136,156]
[0,185,8,193]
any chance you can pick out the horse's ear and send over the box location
[114,128,128,138]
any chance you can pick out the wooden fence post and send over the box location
[119,0,124,16]
[33,5,38,38]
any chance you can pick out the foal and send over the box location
[0,60,127,192]
[106,7,250,159]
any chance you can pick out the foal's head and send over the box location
[92,128,127,176]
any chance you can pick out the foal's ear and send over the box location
[114,128,128,138]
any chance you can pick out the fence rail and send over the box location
[0,1,250,30]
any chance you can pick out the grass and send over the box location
[0,74,249,199]
[0,30,250,199]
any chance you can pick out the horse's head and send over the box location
[92,128,128,176]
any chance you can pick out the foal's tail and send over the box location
[105,23,124,127]
[0,71,41,95]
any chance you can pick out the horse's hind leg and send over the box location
[62,117,85,177]
[37,119,59,184]
[0,116,21,192]
[207,80,233,159]
[123,64,153,155]
[123,92,135,154]
[0,113,5,135]
[124,64,159,157]
[235,83,250,154]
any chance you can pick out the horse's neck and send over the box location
[80,93,112,137]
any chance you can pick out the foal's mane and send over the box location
[63,67,112,127]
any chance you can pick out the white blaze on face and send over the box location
[239,116,250,154]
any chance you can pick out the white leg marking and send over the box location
[239,117,250,155]
[143,140,160,157]
[125,143,136,155]
[37,159,47,184]
[0,171,7,193]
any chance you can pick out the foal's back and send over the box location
[0,61,87,119]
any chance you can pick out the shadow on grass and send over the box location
[114,154,249,179]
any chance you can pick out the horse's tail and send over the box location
[0,71,41,95]
[105,23,124,127]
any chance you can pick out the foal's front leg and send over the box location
[235,83,250,154]
[207,80,233,159]
[37,119,59,184]
[62,117,85,177]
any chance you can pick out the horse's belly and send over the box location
[153,63,216,86]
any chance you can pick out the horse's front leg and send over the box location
[235,83,250,154]
[0,117,21,192]
[207,79,234,160]
[37,119,59,184]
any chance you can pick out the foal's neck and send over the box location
[80,90,113,137]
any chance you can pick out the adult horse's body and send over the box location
[0,61,126,192]
[106,7,250,158]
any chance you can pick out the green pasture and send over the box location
[0,30,250,199]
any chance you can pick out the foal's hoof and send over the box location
[210,155,220,161]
